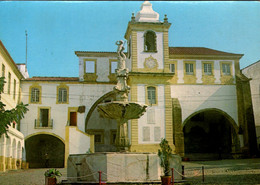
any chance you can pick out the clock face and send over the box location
[145,58,157,69]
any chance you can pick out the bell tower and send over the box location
[124,1,171,73]
[124,1,175,153]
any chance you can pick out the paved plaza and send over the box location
[0,158,259,185]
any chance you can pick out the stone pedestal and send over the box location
[67,152,182,183]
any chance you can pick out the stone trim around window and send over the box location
[29,83,42,104]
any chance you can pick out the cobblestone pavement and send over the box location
[0,168,67,185]
[0,158,259,185]
[181,158,260,185]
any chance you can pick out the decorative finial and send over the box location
[164,14,168,23]
[131,13,135,22]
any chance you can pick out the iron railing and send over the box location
[34,119,53,129]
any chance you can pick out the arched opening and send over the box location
[183,109,239,160]
[85,91,117,152]
[25,134,65,168]
[5,137,11,170]
[12,139,17,159]
[144,31,157,52]
[17,141,22,168]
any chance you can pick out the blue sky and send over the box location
[0,1,260,77]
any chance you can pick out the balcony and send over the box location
[34,119,53,129]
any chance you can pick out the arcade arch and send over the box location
[25,134,65,168]
[183,108,240,160]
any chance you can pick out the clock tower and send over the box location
[124,1,175,153]
[124,1,171,73]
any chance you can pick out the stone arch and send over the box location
[25,134,65,168]
[183,108,240,160]
[17,141,22,168]
[183,108,239,132]
[25,132,65,144]
[85,91,116,131]
[85,91,117,152]
[5,137,11,170]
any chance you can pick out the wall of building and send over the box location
[171,85,238,124]
[242,61,260,150]
[136,31,164,69]
[0,42,25,172]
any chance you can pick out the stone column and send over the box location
[116,119,130,151]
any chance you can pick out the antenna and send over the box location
[25,30,28,71]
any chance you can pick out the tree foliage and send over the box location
[0,77,28,136]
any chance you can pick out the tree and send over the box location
[0,77,28,136]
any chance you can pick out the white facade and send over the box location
[242,60,260,149]
[0,41,26,172]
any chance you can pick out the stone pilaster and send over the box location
[172,98,184,157]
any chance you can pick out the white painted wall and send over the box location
[137,84,165,144]
[176,59,235,84]
[136,31,164,69]
[242,61,260,147]
[68,127,92,154]
[171,85,238,124]
[21,82,114,138]
[79,56,118,82]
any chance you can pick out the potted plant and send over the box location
[158,138,172,185]
[44,169,62,185]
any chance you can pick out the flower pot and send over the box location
[45,177,57,185]
[161,176,172,185]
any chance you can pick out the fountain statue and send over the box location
[97,40,147,151]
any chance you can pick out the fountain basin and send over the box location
[66,152,182,183]
[97,101,147,120]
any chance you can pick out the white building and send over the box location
[17,1,258,168]
[242,60,260,151]
[0,41,27,172]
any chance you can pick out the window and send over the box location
[147,86,156,105]
[69,112,77,126]
[185,63,194,75]
[110,130,117,145]
[31,88,40,103]
[203,63,212,75]
[85,61,95,73]
[8,72,11,94]
[154,127,161,142]
[58,88,67,103]
[144,31,157,52]
[143,127,150,141]
[170,64,175,74]
[13,79,16,99]
[40,109,49,127]
[111,61,118,74]
[222,63,231,75]
[1,64,5,77]
[95,134,102,143]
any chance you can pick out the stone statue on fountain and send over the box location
[97,40,147,152]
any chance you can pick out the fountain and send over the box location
[97,40,147,151]
[65,40,182,184]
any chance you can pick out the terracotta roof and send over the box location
[24,77,79,81]
[169,47,243,56]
